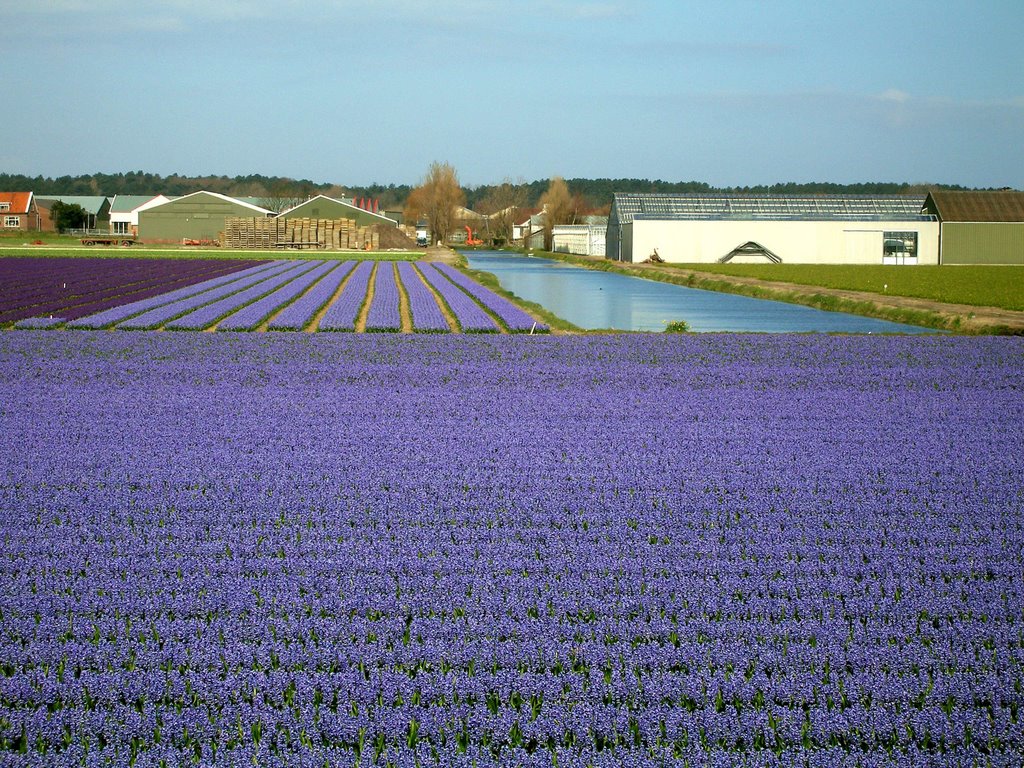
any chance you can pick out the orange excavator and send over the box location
[464,225,483,246]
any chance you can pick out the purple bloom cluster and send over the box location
[433,262,546,332]
[0,257,266,325]
[397,262,450,332]
[118,262,298,330]
[419,262,499,333]
[164,262,319,331]
[318,261,373,331]
[0,332,1021,767]
[218,262,339,332]
[70,262,281,329]
[163,262,319,331]
[12,316,65,329]
[365,263,403,332]
[268,262,355,331]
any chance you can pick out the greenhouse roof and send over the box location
[610,194,934,223]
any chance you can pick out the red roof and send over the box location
[0,192,33,214]
[514,207,542,225]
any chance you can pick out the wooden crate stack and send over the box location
[222,217,380,250]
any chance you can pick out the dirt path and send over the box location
[413,264,460,333]
[420,246,458,264]
[355,263,377,333]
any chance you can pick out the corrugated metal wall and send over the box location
[140,199,265,241]
[941,223,1024,264]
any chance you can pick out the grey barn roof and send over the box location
[610,193,934,223]
[923,191,1024,222]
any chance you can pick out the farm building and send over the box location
[514,209,546,250]
[35,196,111,231]
[922,191,1024,264]
[606,194,939,265]
[278,195,399,228]
[0,192,41,231]
[138,191,273,243]
[109,195,172,236]
[552,216,608,256]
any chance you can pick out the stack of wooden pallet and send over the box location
[222,217,380,250]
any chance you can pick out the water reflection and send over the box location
[465,251,939,334]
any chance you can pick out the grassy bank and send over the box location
[501,249,1024,334]
[668,263,1024,311]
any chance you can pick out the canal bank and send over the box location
[462,249,1024,334]
[462,251,942,334]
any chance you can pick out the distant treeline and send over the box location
[0,171,988,212]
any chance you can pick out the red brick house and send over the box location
[0,192,44,231]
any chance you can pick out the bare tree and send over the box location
[539,176,574,250]
[476,178,528,245]
[407,162,465,246]
[259,179,314,214]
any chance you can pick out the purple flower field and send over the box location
[0,257,265,325]
[2,257,544,334]
[0,332,1021,767]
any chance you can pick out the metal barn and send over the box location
[922,191,1024,265]
[138,192,273,243]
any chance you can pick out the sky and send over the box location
[2,0,1022,189]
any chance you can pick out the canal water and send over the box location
[464,251,938,334]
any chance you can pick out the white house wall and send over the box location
[627,219,939,265]
[110,196,171,234]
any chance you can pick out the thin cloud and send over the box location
[878,89,910,104]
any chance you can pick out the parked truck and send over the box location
[79,229,140,247]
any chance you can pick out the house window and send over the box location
[113,221,129,234]
[0,203,10,212]
[883,231,918,265]
[4,216,20,228]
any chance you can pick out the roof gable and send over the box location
[0,192,33,214]
[514,208,543,225]
[277,195,397,224]
[109,195,163,214]
[923,191,1024,222]
[146,190,273,215]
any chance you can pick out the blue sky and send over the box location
[2,1,1021,189]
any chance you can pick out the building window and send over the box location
[113,221,129,234]
[883,231,918,265]
[0,203,10,212]
[4,216,20,228]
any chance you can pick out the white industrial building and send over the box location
[606,194,940,265]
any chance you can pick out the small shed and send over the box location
[139,191,272,243]
[922,191,1024,265]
